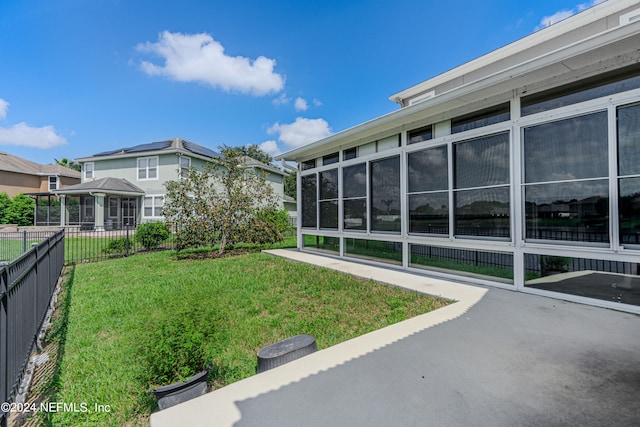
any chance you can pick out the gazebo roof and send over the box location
[53,177,145,196]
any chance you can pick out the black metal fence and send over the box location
[0,226,176,265]
[1,230,65,427]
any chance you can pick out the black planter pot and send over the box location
[153,368,210,410]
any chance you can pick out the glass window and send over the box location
[108,197,119,218]
[323,152,339,166]
[525,181,609,243]
[343,147,357,160]
[370,156,401,233]
[343,163,366,198]
[455,133,510,188]
[522,65,640,116]
[408,146,449,235]
[180,156,191,178]
[618,103,640,177]
[301,174,317,228]
[408,146,448,193]
[303,235,340,254]
[455,187,510,238]
[453,133,510,239]
[524,253,640,306]
[319,169,338,229]
[84,162,94,180]
[409,193,449,234]
[619,178,640,246]
[523,113,609,244]
[301,159,316,171]
[451,103,510,134]
[345,238,402,265]
[408,125,433,145]
[524,112,608,183]
[48,176,58,191]
[343,163,367,231]
[143,195,163,218]
[410,244,513,284]
[138,157,158,180]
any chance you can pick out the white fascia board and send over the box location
[277,21,640,163]
[388,0,638,105]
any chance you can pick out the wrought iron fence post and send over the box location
[23,230,27,254]
[1,266,7,427]
[126,226,130,257]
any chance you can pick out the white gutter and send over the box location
[389,0,638,105]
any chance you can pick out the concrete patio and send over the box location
[151,249,640,427]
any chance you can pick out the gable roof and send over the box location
[240,155,286,176]
[0,152,81,178]
[54,177,145,196]
[76,138,220,162]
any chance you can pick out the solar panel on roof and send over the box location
[92,140,172,157]
[183,141,219,158]
[124,140,172,153]
[93,148,124,156]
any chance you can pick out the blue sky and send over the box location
[0,0,606,165]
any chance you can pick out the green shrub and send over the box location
[102,237,132,255]
[140,307,212,385]
[244,209,291,244]
[135,222,170,251]
[3,194,34,226]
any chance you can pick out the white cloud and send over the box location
[294,97,308,112]
[136,31,285,96]
[268,117,332,149]
[536,0,606,30]
[0,122,67,148]
[259,140,281,157]
[272,93,291,106]
[312,98,322,107]
[0,99,9,119]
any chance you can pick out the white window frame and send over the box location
[48,175,59,191]
[138,156,159,181]
[108,197,119,219]
[143,195,164,218]
[84,162,94,180]
[180,156,191,178]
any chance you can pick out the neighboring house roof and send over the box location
[54,177,145,196]
[0,151,81,178]
[76,138,220,162]
[240,155,286,176]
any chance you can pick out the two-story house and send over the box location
[54,138,285,230]
[0,152,81,226]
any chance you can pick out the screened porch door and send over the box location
[122,197,137,227]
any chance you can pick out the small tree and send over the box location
[4,194,35,226]
[164,146,281,255]
[0,192,10,223]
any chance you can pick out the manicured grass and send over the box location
[51,249,447,425]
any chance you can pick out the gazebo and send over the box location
[54,177,145,231]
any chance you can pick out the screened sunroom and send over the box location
[278,0,640,313]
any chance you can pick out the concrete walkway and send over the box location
[151,249,640,427]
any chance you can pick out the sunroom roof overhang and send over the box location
[276,19,640,163]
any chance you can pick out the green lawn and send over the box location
[0,238,38,261]
[48,249,447,426]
